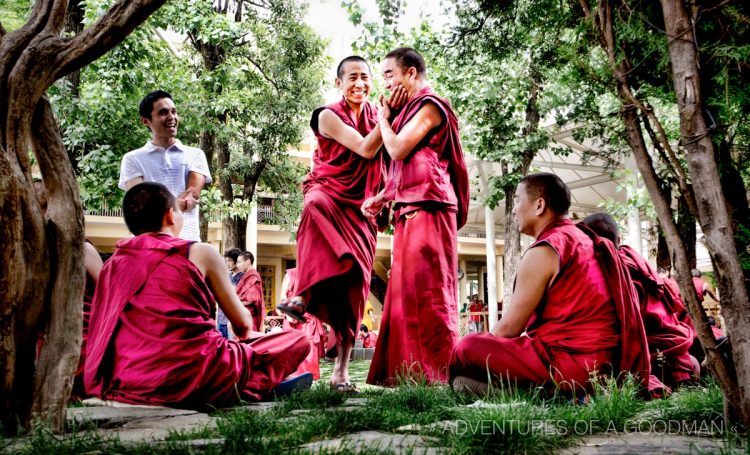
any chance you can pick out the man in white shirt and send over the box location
[118,90,212,241]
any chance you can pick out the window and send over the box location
[258,265,276,312]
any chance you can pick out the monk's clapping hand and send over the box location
[386,85,407,115]
[377,94,391,123]
[362,194,385,220]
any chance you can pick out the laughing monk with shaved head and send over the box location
[449,173,650,395]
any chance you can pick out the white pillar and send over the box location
[245,203,258,259]
[485,205,498,330]
[496,254,503,316]
[626,155,643,254]
[459,259,468,309]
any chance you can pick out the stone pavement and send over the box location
[2,396,733,454]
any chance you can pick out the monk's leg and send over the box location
[449,333,550,389]
[242,331,311,396]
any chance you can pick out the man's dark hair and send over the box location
[337,56,370,79]
[580,213,620,246]
[239,251,255,266]
[122,182,175,235]
[360,324,369,333]
[519,172,571,215]
[139,90,173,119]
[384,47,426,75]
[224,248,241,262]
[691,268,702,278]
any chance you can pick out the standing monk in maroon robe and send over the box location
[449,173,650,396]
[85,183,310,408]
[236,251,264,332]
[581,213,698,393]
[362,47,470,386]
[276,56,406,392]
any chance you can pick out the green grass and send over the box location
[4,365,740,455]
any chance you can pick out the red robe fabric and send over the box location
[450,220,650,394]
[281,268,324,380]
[84,233,309,408]
[236,269,264,332]
[368,87,469,386]
[295,98,386,345]
[618,245,696,388]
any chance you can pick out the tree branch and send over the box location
[246,55,280,92]
[52,0,168,81]
[700,0,734,15]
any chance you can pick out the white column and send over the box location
[485,205,498,330]
[495,254,503,316]
[459,259,468,308]
[627,156,642,254]
[245,203,258,259]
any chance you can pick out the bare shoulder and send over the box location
[188,243,221,275]
[519,244,559,280]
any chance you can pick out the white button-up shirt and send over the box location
[119,140,212,241]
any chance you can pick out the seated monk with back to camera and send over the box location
[84,182,311,408]
[449,173,650,396]
[580,213,698,394]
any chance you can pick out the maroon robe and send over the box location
[368,87,469,386]
[84,233,309,408]
[236,269,264,332]
[295,98,385,346]
[450,220,650,394]
[281,268,324,379]
[618,245,696,389]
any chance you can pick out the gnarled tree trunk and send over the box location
[0,0,166,433]
[659,0,750,427]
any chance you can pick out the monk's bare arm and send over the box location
[379,102,441,161]
[189,244,254,339]
[84,242,103,283]
[318,109,383,159]
[491,245,558,337]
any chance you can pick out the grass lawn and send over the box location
[5,364,744,454]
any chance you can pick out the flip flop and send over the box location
[273,372,314,397]
[277,296,307,323]
[330,382,359,394]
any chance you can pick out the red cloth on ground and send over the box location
[450,220,650,393]
[618,246,695,387]
[282,268,324,380]
[236,269,264,332]
[84,233,309,408]
[368,88,468,387]
[294,98,385,346]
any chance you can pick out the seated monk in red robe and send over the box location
[280,268,325,380]
[581,213,698,393]
[362,47,469,386]
[235,251,264,332]
[449,173,650,396]
[276,56,405,392]
[84,182,310,409]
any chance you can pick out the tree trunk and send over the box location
[0,0,167,433]
[676,193,696,269]
[659,0,750,427]
[501,69,540,307]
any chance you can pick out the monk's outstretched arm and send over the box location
[378,99,441,161]
[190,244,254,339]
[492,245,558,337]
[84,241,103,283]
[318,86,407,159]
